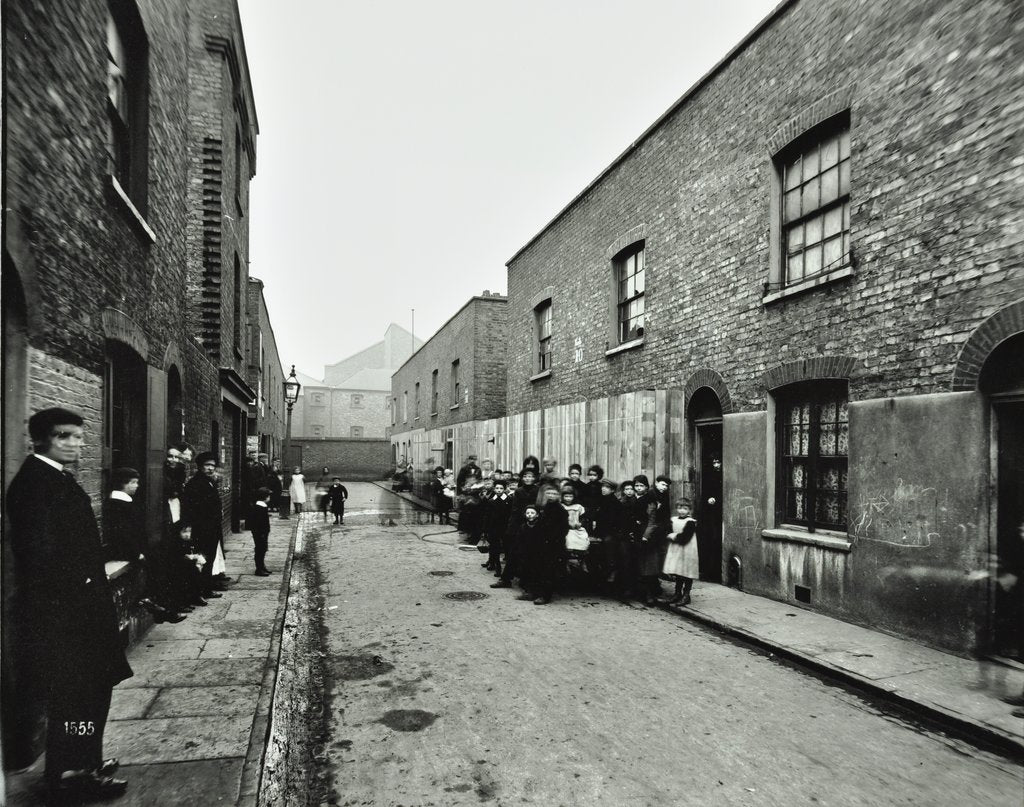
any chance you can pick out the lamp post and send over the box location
[279,365,301,520]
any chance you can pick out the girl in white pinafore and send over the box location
[288,467,307,514]
[662,499,699,605]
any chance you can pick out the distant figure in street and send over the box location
[250,487,272,576]
[289,466,307,513]
[663,499,699,606]
[323,477,349,524]
[267,460,283,512]
[315,466,332,519]
[6,408,132,800]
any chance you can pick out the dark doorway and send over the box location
[981,333,1024,660]
[690,387,723,583]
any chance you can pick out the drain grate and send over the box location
[429,571,454,577]
[443,591,488,601]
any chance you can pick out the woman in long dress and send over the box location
[288,467,307,514]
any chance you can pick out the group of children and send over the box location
[427,457,700,606]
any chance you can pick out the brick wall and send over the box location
[390,295,508,432]
[505,0,1023,414]
[296,439,392,481]
[246,278,286,456]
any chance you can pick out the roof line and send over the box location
[505,0,796,267]
[391,295,508,377]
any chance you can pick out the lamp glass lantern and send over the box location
[283,366,301,409]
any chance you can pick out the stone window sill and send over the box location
[762,527,852,553]
[450,404,460,411]
[108,175,156,243]
[762,265,854,305]
[105,560,132,580]
[605,338,644,357]
[530,370,552,383]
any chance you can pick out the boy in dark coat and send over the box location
[105,467,143,563]
[182,452,225,599]
[530,488,570,605]
[6,408,132,800]
[250,487,272,575]
[492,467,539,589]
[323,477,349,524]
[483,479,512,576]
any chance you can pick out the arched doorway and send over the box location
[980,332,1024,660]
[167,364,184,446]
[688,387,723,583]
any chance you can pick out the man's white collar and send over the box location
[33,454,63,471]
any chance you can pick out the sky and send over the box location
[237,0,781,381]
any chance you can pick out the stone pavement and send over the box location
[6,513,298,806]
[382,482,1024,761]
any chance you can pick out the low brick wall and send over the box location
[295,438,391,481]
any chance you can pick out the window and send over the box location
[234,126,244,215]
[391,397,397,425]
[413,382,420,418]
[351,426,364,438]
[106,0,149,212]
[312,393,325,406]
[312,425,324,438]
[536,300,552,372]
[402,391,408,422]
[776,382,848,532]
[780,121,851,286]
[431,369,438,414]
[615,245,645,343]
[352,394,363,408]
[450,360,461,406]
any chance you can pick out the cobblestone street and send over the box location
[297,484,1023,807]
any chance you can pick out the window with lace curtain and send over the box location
[776,381,849,532]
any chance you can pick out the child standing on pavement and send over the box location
[663,499,698,605]
[250,487,272,576]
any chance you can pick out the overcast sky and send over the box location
[237,0,780,381]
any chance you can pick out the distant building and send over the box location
[323,323,421,386]
[389,292,508,478]
[292,323,422,440]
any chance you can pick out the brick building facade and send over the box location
[389,293,508,492]
[497,0,1023,655]
[3,0,266,765]
[246,278,286,461]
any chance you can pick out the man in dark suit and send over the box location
[182,451,225,599]
[6,407,133,800]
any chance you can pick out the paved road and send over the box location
[307,483,1023,807]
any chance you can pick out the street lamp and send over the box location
[280,365,301,519]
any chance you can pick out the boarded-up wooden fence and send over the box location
[393,389,685,498]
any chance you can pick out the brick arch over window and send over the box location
[762,356,857,391]
[766,85,856,156]
[605,224,646,259]
[952,300,1024,391]
[683,368,733,415]
[101,308,148,360]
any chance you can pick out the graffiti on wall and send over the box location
[851,480,952,547]
[728,488,761,541]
